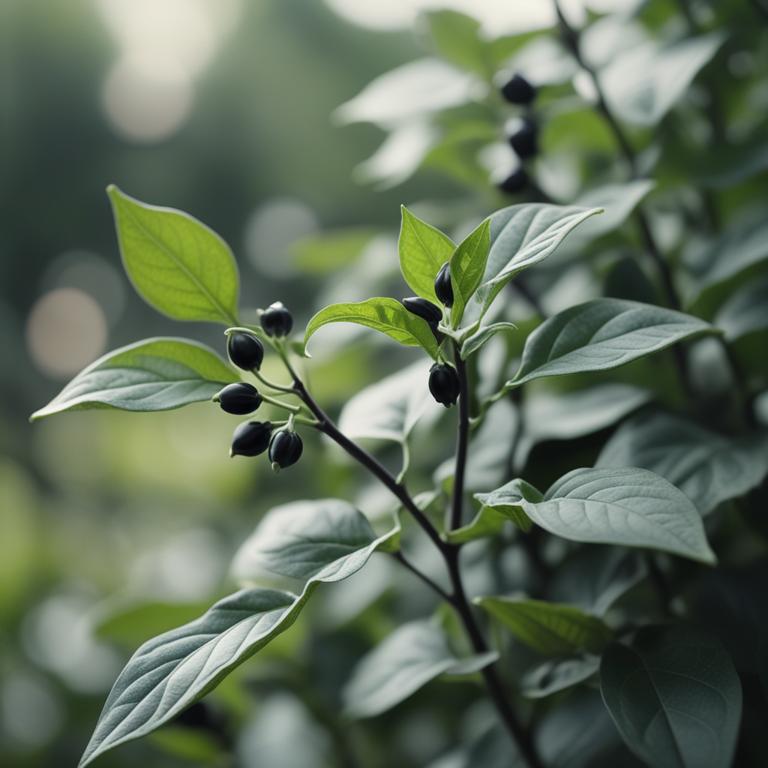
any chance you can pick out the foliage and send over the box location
[28,2,768,767]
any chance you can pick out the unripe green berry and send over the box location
[215,382,262,415]
[230,421,272,457]
[434,263,454,307]
[428,363,460,407]
[268,430,303,471]
[227,332,264,372]
[261,302,293,338]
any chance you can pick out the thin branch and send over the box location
[393,551,454,605]
[449,344,471,532]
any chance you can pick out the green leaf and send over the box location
[107,186,239,325]
[231,498,400,584]
[467,204,603,318]
[471,478,540,535]
[507,299,713,388]
[450,219,490,325]
[601,625,742,768]
[304,297,439,359]
[291,228,380,273]
[600,33,725,127]
[399,206,456,302]
[445,505,514,545]
[343,620,498,718]
[597,412,768,516]
[522,655,600,699]
[31,338,239,420]
[475,597,612,656]
[483,467,716,563]
[460,321,517,359]
[339,360,439,444]
[421,10,491,78]
[715,273,768,341]
[80,501,398,767]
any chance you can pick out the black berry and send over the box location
[507,117,538,159]
[434,263,454,308]
[230,421,272,457]
[428,363,460,407]
[227,332,264,372]
[261,301,294,338]
[402,297,443,326]
[214,382,263,415]
[269,430,303,471]
[500,73,536,105]
[497,168,529,195]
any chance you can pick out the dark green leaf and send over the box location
[107,186,239,325]
[715,273,768,341]
[522,655,600,699]
[31,338,238,420]
[597,412,768,515]
[601,625,742,768]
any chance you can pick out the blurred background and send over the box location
[0,2,568,766]
[3,0,765,766]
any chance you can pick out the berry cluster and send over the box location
[215,302,303,471]
[496,72,539,195]
[401,263,461,408]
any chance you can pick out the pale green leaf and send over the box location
[601,625,742,768]
[507,299,713,388]
[522,655,600,699]
[304,297,439,358]
[460,321,518,359]
[343,620,498,718]
[467,204,603,318]
[107,186,239,325]
[31,338,238,420]
[715,273,768,341]
[483,468,716,563]
[399,206,456,302]
[597,412,768,516]
[80,502,398,766]
[475,597,612,656]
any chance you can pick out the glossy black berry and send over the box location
[500,73,536,105]
[261,301,293,338]
[434,263,454,308]
[269,430,303,471]
[214,382,263,415]
[507,117,538,160]
[497,167,529,195]
[227,332,264,372]
[428,363,460,407]
[230,421,272,457]
[402,297,443,326]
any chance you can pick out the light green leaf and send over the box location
[304,297,439,359]
[460,321,517,359]
[450,219,490,325]
[399,206,456,302]
[470,478,540,535]
[80,502,398,767]
[507,299,714,388]
[343,620,498,718]
[291,228,380,273]
[715,273,768,341]
[107,186,239,325]
[600,33,725,126]
[467,204,603,318]
[445,505,512,545]
[601,625,742,768]
[422,10,491,78]
[31,338,238,420]
[475,597,612,656]
[597,412,768,516]
[522,655,600,699]
[494,467,716,563]
[231,498,400,585]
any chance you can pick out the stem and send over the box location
[393,551,454,604]
[449,344,471,532]
[282,359,542,767]
[252,367,295,394]
[261,393,302,414]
